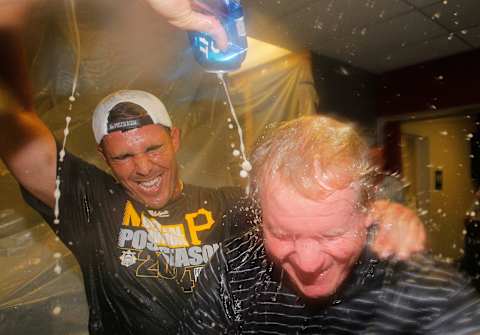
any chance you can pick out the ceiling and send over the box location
[243,0,480,73]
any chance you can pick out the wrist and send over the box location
[0,1,33,29]
[0,84,18,115]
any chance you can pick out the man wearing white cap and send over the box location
[92,90,182,209]
[0,1,426,334]
[19,88,249,334]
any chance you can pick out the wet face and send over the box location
[99,124,181,209]
[261,175,369,299]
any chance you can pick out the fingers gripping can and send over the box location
[188,0,248,73]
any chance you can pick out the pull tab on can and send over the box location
[188,0,248,73]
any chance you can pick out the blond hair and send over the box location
[250,115,375,207]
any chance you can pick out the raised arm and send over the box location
[0,1,57,208]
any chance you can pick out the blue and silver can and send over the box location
[188,0,248,73]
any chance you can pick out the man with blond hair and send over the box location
[179,115,480,334]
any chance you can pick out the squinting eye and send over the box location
[273,231,292,240]
[323,235,340,242]
[146,145,163,154]
[112,154,132,162]
[264,224,293,241]
[321,232,348,242]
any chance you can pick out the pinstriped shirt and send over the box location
[179,229,480,334]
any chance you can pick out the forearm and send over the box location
[0,4,56,208]
[0,29,33,111]
[0,10,45,163]
[0,0,35,110]
[0,109,57,206]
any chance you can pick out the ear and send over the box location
[170,127,181,153]
[362,202,377,230]
[364,200,390,229]
[364,211,376,229]
[97,143,108,163]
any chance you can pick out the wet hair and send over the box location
[107,101,151,124]
[100,102,170,146]
[250,115,376,208]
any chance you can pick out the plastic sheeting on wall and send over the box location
[0,223,88,335]
[177,52,319,188]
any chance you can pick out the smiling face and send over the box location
[261,175,369,299]
[99,124,181,209]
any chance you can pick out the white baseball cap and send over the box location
[92,90,172,144]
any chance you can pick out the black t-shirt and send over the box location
[21,151,248,335]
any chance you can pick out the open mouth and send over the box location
[136,175,162,192]
[289,265,332,287]
[304,268,330,284]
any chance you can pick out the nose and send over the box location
[291,238,328,275]
[133,154,153,176]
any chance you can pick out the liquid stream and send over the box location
[217,73,252,182]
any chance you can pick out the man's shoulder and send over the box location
[389,253,473,295]
[184,184,242,198]
[374,253,480,334]
[401,254,466,279]
[62,150,113,181]
[58,151,122,202]
[182,184,248,214]
[220,229,265,270]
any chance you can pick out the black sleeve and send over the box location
[21,149,112,249]
[178,245,235,334]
